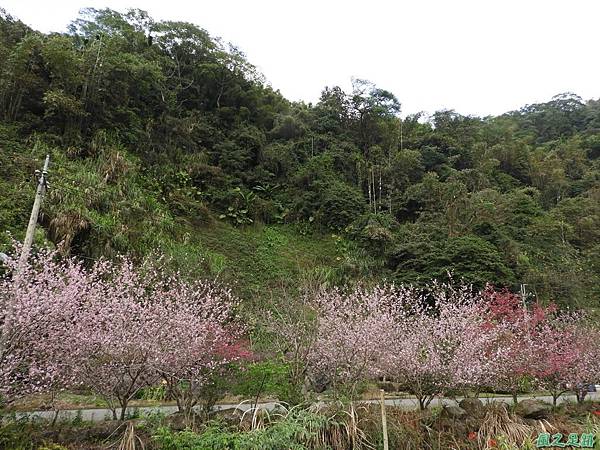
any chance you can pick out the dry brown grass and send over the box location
[238,401,376,449]
[477,403,532,449]
[112,421,145,450]
[48,210,89,254]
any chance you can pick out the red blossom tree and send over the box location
[478,286,594,405]
[529,317,582,406]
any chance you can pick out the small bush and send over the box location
[153,420,308,450]
[0,418,36,450]
[232,361,302,406]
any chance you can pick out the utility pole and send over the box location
[18,154,50,269]
[1,158,49,363]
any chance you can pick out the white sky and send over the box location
[3,0,600,117]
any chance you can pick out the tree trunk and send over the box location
[367,175,372,209]
[183,399,196,429]
[254,373,268,411]
[372,168,376,213]
[119,400,128,421]
[576,386,587,404]
[51,409,59,427]
[378,166,382,212]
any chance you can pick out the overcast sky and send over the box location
[3,0,599,117]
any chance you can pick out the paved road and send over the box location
[8,392,600,423]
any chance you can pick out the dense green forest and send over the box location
[1,7,599,307]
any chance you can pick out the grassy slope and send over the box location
[179,222,343,302]
[0,124,344,305]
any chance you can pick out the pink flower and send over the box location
[0,245,245,419]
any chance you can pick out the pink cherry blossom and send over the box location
[1,246,247,419]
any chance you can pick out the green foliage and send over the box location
[232,361,302,406]
[0,7,599,307]
[37,445,68,450]
[152,403,379,450]
[137,384,168,402]
[153,420,309,450]
[320,181,366,231]
[184,223,341,302]
[219,188,256,225]
[152,405,360,450]
[392,226,515,288]
[0,417,35,450]
[348,212,397,254]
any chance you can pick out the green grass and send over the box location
[190,222,343,302]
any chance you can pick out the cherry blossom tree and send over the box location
[61,257,247,420]
[298,282,600,410]
[477,286,591,405]
[0,246,87,404]
[444,293,505,396]
[64,259,165,420]
[383,283,494,409]
[561,325,600,404]
[529,315,582,406]
[1,246,247,420]
[307,282,497,407]
[151,279,249,419]
[478,287,547,403]
[307,285,402,399]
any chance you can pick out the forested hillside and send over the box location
[1,8,599,306]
